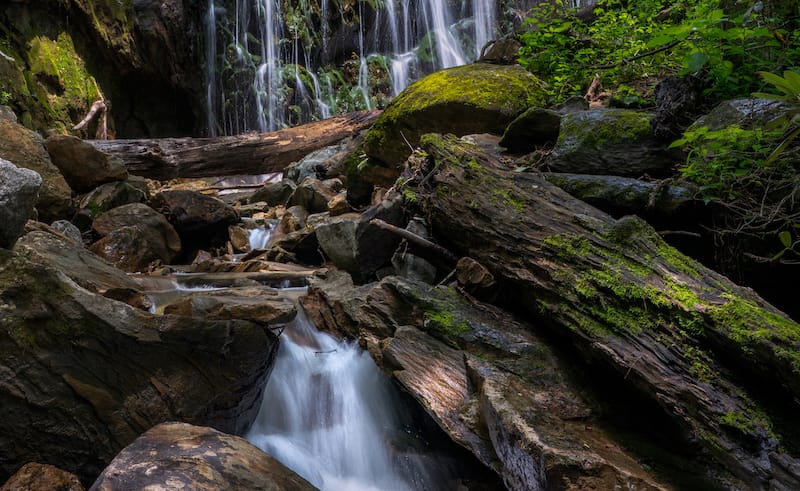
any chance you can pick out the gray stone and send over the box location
[45,135,128,193]
[695,98,790,131]
[547,109,679,177]
[249,180,296,207]
[74,177,149,230]
[287,177,339,214]
[0,158,41,248]
[0,105,17,123]
[284,139,351,183]
[50,219,83,245]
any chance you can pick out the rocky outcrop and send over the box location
[45,135,128,193]
[547,109,679,177]
[90,203,181,272]
[90,422,315,491]
[149,190,239,256]
[0,233,278,483]
[0,159,41,248]
[301,273,669,490]
[402,133,800,489]
[1,463,84,491]
[0,120,73,223]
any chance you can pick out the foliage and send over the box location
[753,70,800,163]
[517,0,800,104]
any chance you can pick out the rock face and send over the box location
[0,234,278,483]
[547,109,679,177]
[302,273,669,490]
[149,190,239,255]
[1,462,84,491]
[90,203,181,272]
[0,120,73,223]
[45,135,128,193]
[90,422,316,491]
[0,159,41,249]
[404,133,800,490]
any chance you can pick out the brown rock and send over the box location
[149,190,239,253]
[327,193,351,216]
[45,135,128,193]
[163,286,297,325]
[1,462,83,491]
[90,422,315,491]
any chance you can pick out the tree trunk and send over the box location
[87,110,380,180]
[408,133,800,490]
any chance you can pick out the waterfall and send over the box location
[246,311,455,490]
[248,225,273,250]
[205,0,500,135]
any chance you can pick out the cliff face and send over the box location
[0,0,204,137]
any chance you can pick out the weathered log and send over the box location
[87,110,380,180]
[408,133,800,490]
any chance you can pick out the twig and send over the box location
[370,218,458,265]
[593,39,682,69]
[657,230,702,238]
[73,99,107,132]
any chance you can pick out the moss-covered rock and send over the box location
[548,108,680,177]
[363,63,546,168]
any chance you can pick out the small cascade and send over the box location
[204,0,502,135]
[246,311,456,490]
[248,224,273,250]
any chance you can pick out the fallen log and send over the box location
[407,133,800,490]
[87,110,380,180]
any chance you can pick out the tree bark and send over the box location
[87,110,380,180]
[408,133,800,490]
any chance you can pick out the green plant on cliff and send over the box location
[518,0,799,103]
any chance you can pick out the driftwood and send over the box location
[87,110,380,180]
[409,134,800,489]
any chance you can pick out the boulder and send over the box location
[277,205,309,235]
[163,286,298,326]
[352,63,546,203]
[45,135,128,193]
[315,191,405,282]
[287,177,339,214]
[0,120,73,223]
[499,107,561,152]
[90,422,315,491]
[0,159,41,248]
[0,243,278,483]
[50,219,83,245]
[301,274,669,490]
[90,203,181,272]
[283,137,355,183]
[249,180,296,207]
[542,173,698,218]
[1,463,83,491]
[327,193,351,216]
[149,190,239,254]
[547,109,679,177]
[73,177,149,230]
[0,105,16,123]
[694,98,790,131]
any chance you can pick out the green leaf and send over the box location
[685,51,709,73]
[779,231,793,248]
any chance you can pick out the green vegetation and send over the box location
[518,0,799,103]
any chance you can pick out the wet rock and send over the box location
[0,244,278,483]
[1,462,83,491]
[74,177,149,230]
[45,135,128,193]
[287,177,339,214]
[149,190,239,254]
[278,205,309,234]
[249,180,296,207]
[499,107,561,152]
[547,109,679,177]
[163,286,297,326]
[90,422,315,491]
[90,203,181,272]
[0,119,73,223]
[327,192,352,216]
[50,219,83,245]
[229,224,251,252]
[283,138,354,183]
[0,159,41,249]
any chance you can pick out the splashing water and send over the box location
[246,311,454,490]
[248,225,273,250]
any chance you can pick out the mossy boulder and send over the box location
[499,106,561,152]
[362,62,546,168]
[547,109,679,177]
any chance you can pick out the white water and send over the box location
[205,0,500,134]
[248,225,273,250]
[246,311,449,490]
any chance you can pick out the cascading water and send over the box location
[246,311,457,490]
[248,224,273,250]
[204,0,501,135]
